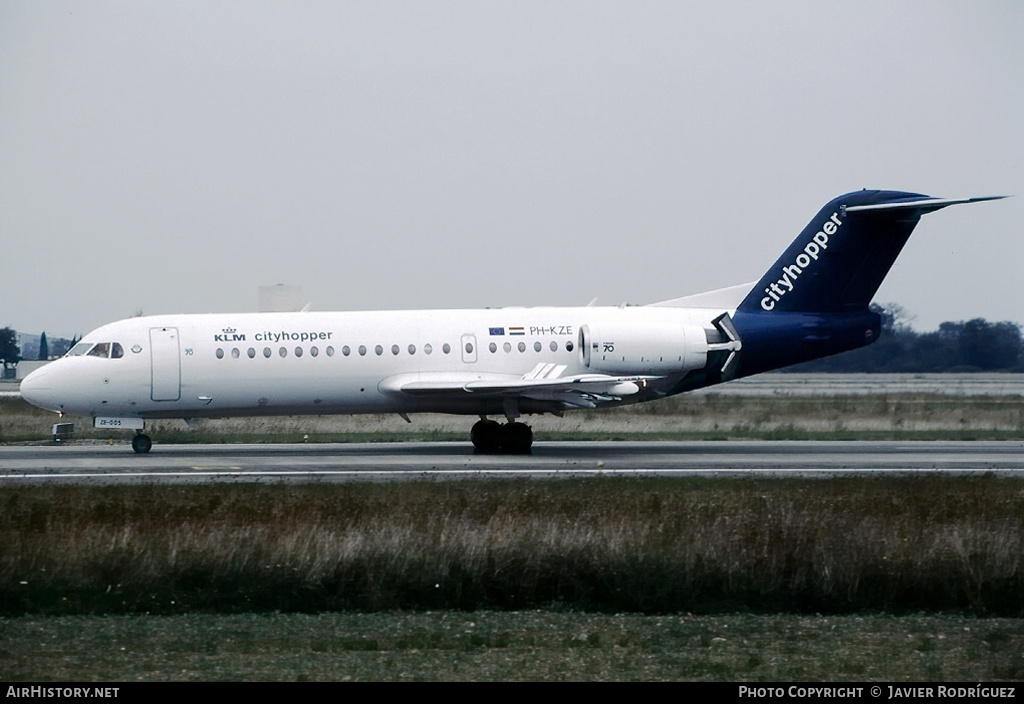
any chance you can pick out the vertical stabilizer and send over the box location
[739,190,920,313]
[730,190,1005,377]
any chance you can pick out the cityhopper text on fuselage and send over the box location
[19,190,1005,453]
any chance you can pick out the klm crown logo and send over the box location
[214,327,246,342]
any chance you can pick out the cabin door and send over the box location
[150,327,181,401]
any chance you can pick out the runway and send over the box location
[1,440,1022,483]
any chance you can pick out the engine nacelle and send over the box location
[578,321,709,375]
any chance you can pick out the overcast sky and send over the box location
[2,0,1021,338]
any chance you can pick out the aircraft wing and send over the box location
[379,365,661,408]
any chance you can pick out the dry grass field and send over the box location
[3,477,1022,616]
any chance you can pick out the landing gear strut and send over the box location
[471,419,533,454]
[131,433,152,454]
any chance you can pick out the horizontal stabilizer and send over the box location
[844,195,1007,214]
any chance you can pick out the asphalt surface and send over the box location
[1,440,1021,483]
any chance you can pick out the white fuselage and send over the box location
[20,305,729,421]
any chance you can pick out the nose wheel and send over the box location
[131,433,152,454]
[470,419,533,454]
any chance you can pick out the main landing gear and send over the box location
[131,432,153,454]
[471,418,533,454]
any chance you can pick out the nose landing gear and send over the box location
[131,433,152,454]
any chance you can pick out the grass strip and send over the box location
[2,611,1022,681]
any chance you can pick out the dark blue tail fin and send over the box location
[741,190,949,313]
[730,190,1004,376]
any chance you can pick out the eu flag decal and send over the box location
[489,327,505,336]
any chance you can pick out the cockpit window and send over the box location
[87,343,111,358]
[76,342,124,359]
[67,342,93,356]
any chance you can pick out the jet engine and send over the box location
[578,321,709,375]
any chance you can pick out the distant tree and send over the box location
[907,331,953,372]
[49,335,77,358]
[991,321,1024,370]
[957,318,1022,370]
[0,327,20,375]
[877,302,915,337]
[38,332,49,361]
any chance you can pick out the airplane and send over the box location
[19,190,1004,454]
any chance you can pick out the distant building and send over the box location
[259,285,303,313]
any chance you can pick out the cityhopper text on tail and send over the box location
[20,190,1005,453]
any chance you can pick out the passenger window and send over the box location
[391,344,399,355]
[566,341,574,352]
[424,343,433,355]
[279,347,287,358]
[549,341,557,352]
[489,342,497,353]
[534,341,542,352]
[408,344,416,355]
[503,342,511,353]
[442,343,451,354]
[294,346,303,357]
[358,345,367,356]
[232,348,240,359]
[264,347,272,358]
[375,345,383,356]
[342,346,351,356]
[518,342,526,353]
[326,346,335,356]
[216,348,224,359]
[248,348,256,359]
[310,346,319,357]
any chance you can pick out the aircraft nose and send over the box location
[19,365,59,412]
